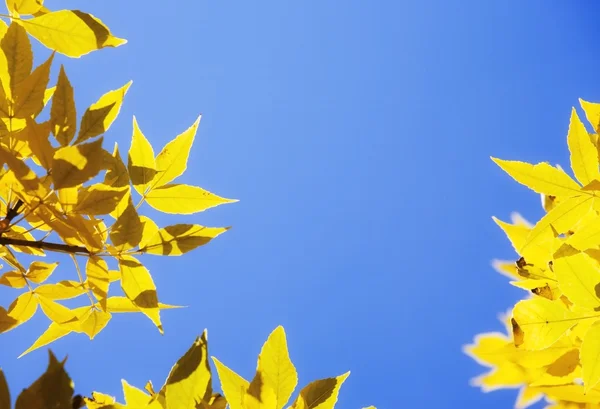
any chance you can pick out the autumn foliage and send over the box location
[466,101,600,408]
[0,2,374,409]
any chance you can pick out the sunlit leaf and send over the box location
[26,261,57,283]
[289,372,350,409]
[128,116,156,195]
[50,64,76,145]
[141,224,229,256]
[74,183,128,215]
[146,183,237,214]
[80,309,111,339]
[52,136,105,189]
[0,270,27,288]
[35,280,86,300]
[6,0,44,15]
[553,244,600,310]
[568,108,600,186]
[105,296,182,313]
[12,51,53,118]
[1,22,32,93]
[212,357,249,409]
[37,296,77,324]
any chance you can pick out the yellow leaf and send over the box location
[0,306,18,333]
[512,298,577,350]
[139,215,159,250]
[521,195,594,254]
[6,0,44,15]
[553,244,600,310]
[76,81,131,143]
[0,143,47,196]
[568,107,600,185]
[66,213,104,252]
[212,357,249,409]
[146,183,237,215]
[26,260,57,283]
[122,379,152,407]
[581,98,600,133]
[17,10,127,57]
[492,216,551,263]
[491,157,582,196]
[160,330,212,409]
[105,296,182,313]
[3,224,44,256]
[1,22,32,93]
[0,368,9,409]
[14,351,74,409]
[290,372,350,409]
[141,224,229,256]
[128,116,156,195]
[13,51,53,118]
[37,296,77,324]
[255,326,298,409]
[152,115,201,189]
[35,280,86,300]
[84,392,117,409]
[580,320,600,392]
[510,279,559,300]
[50,65,76,145]
[104,142,129,188]
[567,212,600,251]
[74,183,128,215]
[110,194,143,251]
[245,371,277,409]
[7,291,38,326]
[80,309,111,339]
[19,322,71,357]
[25,118,53,170]
[119,255,162,333]
[86,256,109,310]
[52,136,105,189]
[0,270,26,288]
[57,186,77,213]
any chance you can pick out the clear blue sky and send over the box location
[1,1,598,408]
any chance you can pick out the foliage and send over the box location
[466,100,600,408]
[0,1,236,355]
[0,326,376,409]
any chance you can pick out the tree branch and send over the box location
[0,237,90,255]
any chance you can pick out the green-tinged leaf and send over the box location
[128,116,156,195]
[146,183,237,214]
[289,372,350,409]
[76,81,131,143]
[256,326,298,409]
[34,280,86,300]
[74,183,128,215]
[14,351,73,409]
[119,255,162,333]
[141,224,229,256]
[1,22,32,93]
[581,320,600,392]
[13,51,53,118]
[152,116,201,188]
[512,298,578,350]
[17,10,127,57]
[50,65,76,145]
[212,357,249,409]
[553,244,600,310]
[52,137,105,189]
[160,330,212,409]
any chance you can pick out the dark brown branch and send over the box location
[0,237,90,255]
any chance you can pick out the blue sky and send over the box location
[1,1,599,408]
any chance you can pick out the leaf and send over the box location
[568,108,600,186]
[6,291,38,329]
[105,296,182,313]
[25,118,53,170]
[290,372,350,409]
[0,369,9,409]
[86,256,109,311]
[74,183,128,215]
[52,136,105,189]
[80,309,111,339]
[128,116,156,195]
[146,183,237,214]
[212,357,249,409]
[76,81,131,143]
[14,351,73,409]
[491,157,583,196]
[37,296,77,324]
[122,379,152,407]
[512,298,577,350]
[139,215,159,250]
[119,255,162,333]
[16,10,127,57]
[580,320,600,392]
[50,64,76,145]
[12,51,53,118]
[26,261,57,283]
[581,98,600,133]
[255,326,298,409]
[0,306,17,333]
[1,22,32,93]
[6,0,44,15]
[553,244,600,310]
[104,142,129,188]
[160,330,212,409]
[152,115,201,189]
[110,194,143,251]
[0,270,27,288]
[567,212,600,250]
[35,280,86,300]
[141,224,229,256]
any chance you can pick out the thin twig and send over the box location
[0,237,90,254]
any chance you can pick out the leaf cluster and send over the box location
[0,326,376,409]
[0,0,236,355]
[466,100,600,408]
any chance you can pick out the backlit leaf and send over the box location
[581,98,600,134]
[581,320,600,392]
[141,224,229,256]
[119,255,162,333]
[86,256,109,311]
[6,0,44,15]
[74,183,128,215]
[17,10,127,57]
[212,357,249,409]
[122,380,152,408]
[37,296,77,324]
[7,291,38,327]
[52,137,105,189]
[146,183,237,215]
[110,195,143,251]
[105,296,181,313]
[76,81,131,143]
[0,368,9,409]
[104,142,129,188]
[128,116,156,195]
[12,51,53,118]
[35,280,86,300]
[80,309,111,339]
[553,244,600,310]
[0,270,26,288]
[50,65,76,145]
[491,157,582,197]
[290,372,350,409]
[1,22,32,93]
[26,260,57,283]
[25,118,53,170]
[568,108,600,186]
